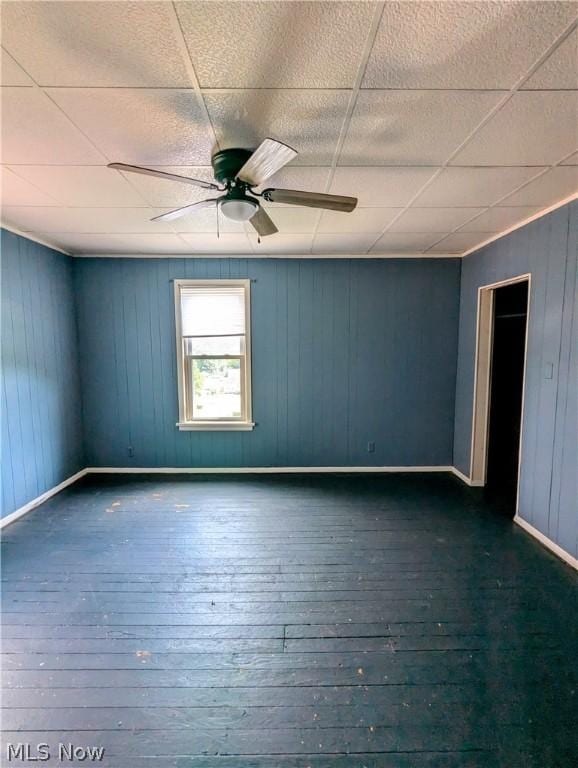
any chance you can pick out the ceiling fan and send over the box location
[108,138,357,238]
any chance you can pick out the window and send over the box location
[174,280,253,430]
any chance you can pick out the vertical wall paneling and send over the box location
[73,257,461,471]
[454,200,578,559]
[1,230,84,518]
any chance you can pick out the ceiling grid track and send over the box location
[365,14,578,255]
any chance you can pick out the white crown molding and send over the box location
[72,252,455,260]
[461,191,578,258]
[0,223,71,256]
[4,189,576,261]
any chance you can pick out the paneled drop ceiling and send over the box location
[1,1,577,257]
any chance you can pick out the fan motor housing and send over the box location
[212,148,253,185]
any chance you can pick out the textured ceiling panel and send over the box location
[318,207,401,234]
[369,232,445,254]
[10,165,149,207]
[340,90,504,165]
[499,167,578,207]
[1,48,33,86]
[112,166,216,207]
[204,90,350,166]
[1,2,190,87]
[522,27,578,90]
[427,232,488,253]
[412,167,546,208]
[1,206,176,234]
[1,167,60,207]
[180,233,253,253]
[388,207,485,233]
[1,1,575,257]
[50,233,192,255]
[329,167,439,207]
[48,89,215,166]
[451,91,578,166]
[363,1,577,89]
[312,233,378,254]
[458,206,541,233]
[249,234,313,255]
[177,1,374,88]
[1,88,105,164]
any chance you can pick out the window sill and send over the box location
[177,421,255,432]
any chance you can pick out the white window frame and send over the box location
[174,279,254,431]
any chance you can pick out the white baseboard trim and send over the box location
[0,469,88,529]
[450,467,472,485]
[514,516,578,571]
[86,465,455,475]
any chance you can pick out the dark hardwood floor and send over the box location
[1,473,577,767]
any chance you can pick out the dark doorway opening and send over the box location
[485,280,529,517]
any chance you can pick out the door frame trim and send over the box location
[469,274,531,508]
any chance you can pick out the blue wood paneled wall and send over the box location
[1,230,84,518]
[454,200,578,558]
[73,257,461,470]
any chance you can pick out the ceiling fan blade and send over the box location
[108,163,219,191]
[236,138,297,186]
[249,205,278,237]
[263,188,357,212]
[151,199,218,222]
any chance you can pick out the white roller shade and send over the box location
[180,284,246,338]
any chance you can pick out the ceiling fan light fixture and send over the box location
[219,197,259,222]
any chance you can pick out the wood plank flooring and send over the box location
[1,473,577,767]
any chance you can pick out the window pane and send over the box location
[190,358,242,419]
[184,336,243,356]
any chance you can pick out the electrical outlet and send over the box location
[367,441,375,453]
[128,446,134,458]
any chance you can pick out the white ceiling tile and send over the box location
[47,233,191,255]
[1,207,176,234]
[204,90,350,166]
[10,165,149,207]
[177,1,373,88]
[48,88,215,166]
[1,88,105,164]
[561,152,578,165]
[312,233,378,254]
[329,167,439,207]
[428,232,488,254]
[171,206,245,234]
[522,27,578,90]
[340,90,504,165]
[1,48,33,86]
[1,2,190,87]
[113,166,216,207]
[451,91,578,166]
[499,167,578,207]
[181,233,253,254]
[369,232,444,254]
[459,206,541,233]
[363,1,577,89]
[318,207,401,234]
[413,167,546,208]
[389,207,485,233]
[260,207,320,234]
[1,167,60,207]
[249,234,313,255]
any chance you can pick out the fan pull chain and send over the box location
[216,204,220,239]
